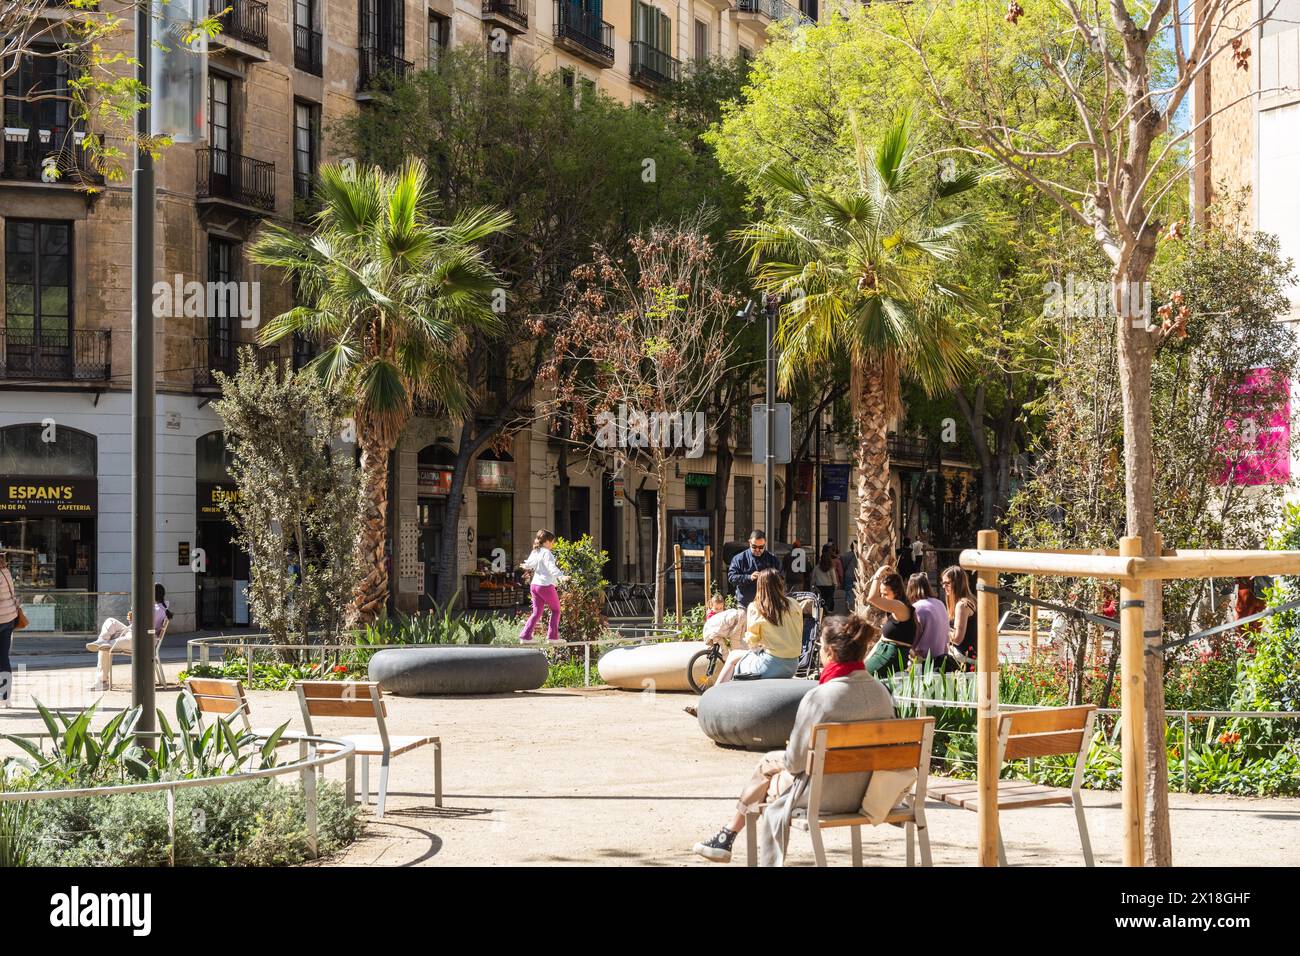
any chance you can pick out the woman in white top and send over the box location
[519,529,567,642]
[0,552,19,707]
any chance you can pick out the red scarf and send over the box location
[819,660,864,684]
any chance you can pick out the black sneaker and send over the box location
[692,828,737,863]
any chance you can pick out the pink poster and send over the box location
[1218,367,1291,486]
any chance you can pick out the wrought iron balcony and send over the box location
[630,40,680,89]
[196,146,275,212]
[733,0,813,24]
[0,126,102,186]
[294,24,323,75]
[0,329,111,382]
[194,335,238,390]
[554,1,614,67]
[358,47,414,92]
[483,0,528,33]
[209,0,269,50]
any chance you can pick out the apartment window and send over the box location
[293,100,319,202]
[428,12,450,70]
[294,0,323,75]
[5,220,72,353]
[207,237,237,371]
[694,19,708,65]
[633,1,672,52]
[799,0,818,21]
[561,67,575,91]
[360,0,408,85]
[738,44,752,63]
[3,45,71,130]
[1263,0,1300,35]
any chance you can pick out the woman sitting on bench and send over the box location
[85,583,172,692]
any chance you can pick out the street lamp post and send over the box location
[132,2,156,728]
[764,294,777,537]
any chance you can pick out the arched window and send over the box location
[0,424,95,476]
[196,430,234,482]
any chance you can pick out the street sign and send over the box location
[751,403,792,465]
[820,463,851,502]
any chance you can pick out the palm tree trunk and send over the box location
[851,355,894,610]
[354,430,391,623]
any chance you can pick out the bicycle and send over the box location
[687,641,727,694]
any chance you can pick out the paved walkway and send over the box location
[1,663,1296,866]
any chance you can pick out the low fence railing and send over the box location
[0,731,354,861]
[186,624,685,687]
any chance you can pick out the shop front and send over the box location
[466,450,526,610]
[195,431,250,628]
[0,424,98,630]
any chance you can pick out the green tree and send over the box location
[249,159,511,621]
[733,116,978,594]
[212,351,365,644]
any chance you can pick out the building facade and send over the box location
[1192,0,1300,491]
[0,0,827,631]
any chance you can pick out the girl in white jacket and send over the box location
[519,530,567,642]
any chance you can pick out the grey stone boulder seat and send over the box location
[696,678,818,751]
[368,645,549,696]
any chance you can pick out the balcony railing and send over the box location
[196,146,275,212]
[209,0,269,49]
[294,24,323,75]
[483,0,528,31]
[629,40,680,89]
[0,329,111,382]
[733,0,814,24]
[194,335,238,390]
[553,1,614,66]
[292,333,317,371]
[0,126,102,186]
[357,47,414,92]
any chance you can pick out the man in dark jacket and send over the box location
[727,530,782,608]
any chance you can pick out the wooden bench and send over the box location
[926,704,1096,866]
[745,716,936,867]
[295,680,442,819]
[183,676,290,742]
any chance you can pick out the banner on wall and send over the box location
[1217,367,1291,487]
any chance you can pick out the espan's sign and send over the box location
[197,481,241,518]
[0,477,97,515]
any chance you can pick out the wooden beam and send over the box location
[960,549,1137,579]
[1131,551,1300,580]
[1028,576,1038,657]
[976,529,1000,867]
[1119,536,1145,868]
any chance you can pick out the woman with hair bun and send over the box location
[519,530,567,642]
[692,614,895,866]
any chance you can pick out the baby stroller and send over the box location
[789,590,824,679]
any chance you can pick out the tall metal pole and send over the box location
[763,295,776,537]
[132,1,157,728]
[814,414,821,560]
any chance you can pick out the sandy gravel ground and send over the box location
[2,661,1298,867]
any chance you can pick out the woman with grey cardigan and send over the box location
[692,615,895,865]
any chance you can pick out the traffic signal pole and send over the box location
[132,1,156,729]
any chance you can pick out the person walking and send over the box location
[727,529,781,608]
[841,542,858,613]
[519,530,567,643]
[0,552,20,708]
[811,546,839,611]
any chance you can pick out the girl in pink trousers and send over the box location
[520,530,567,642]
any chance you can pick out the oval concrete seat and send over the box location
[696,678,817,751]
[598,641,708,692]
[369,645,548,696]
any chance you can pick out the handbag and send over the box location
[5,573,27,630]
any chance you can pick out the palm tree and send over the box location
[251,159,512,622]
[734,115,979,596]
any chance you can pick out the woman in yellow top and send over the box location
[716,569,804,683]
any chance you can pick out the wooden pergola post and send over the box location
[1028,576,1038,657]
[673,543,684,625]
[975,528,1000,866]
[1119,535,1146,867]
[703,545,712,601]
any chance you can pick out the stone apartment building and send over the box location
[1192,0,1300,491]
[0,0,856,632]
